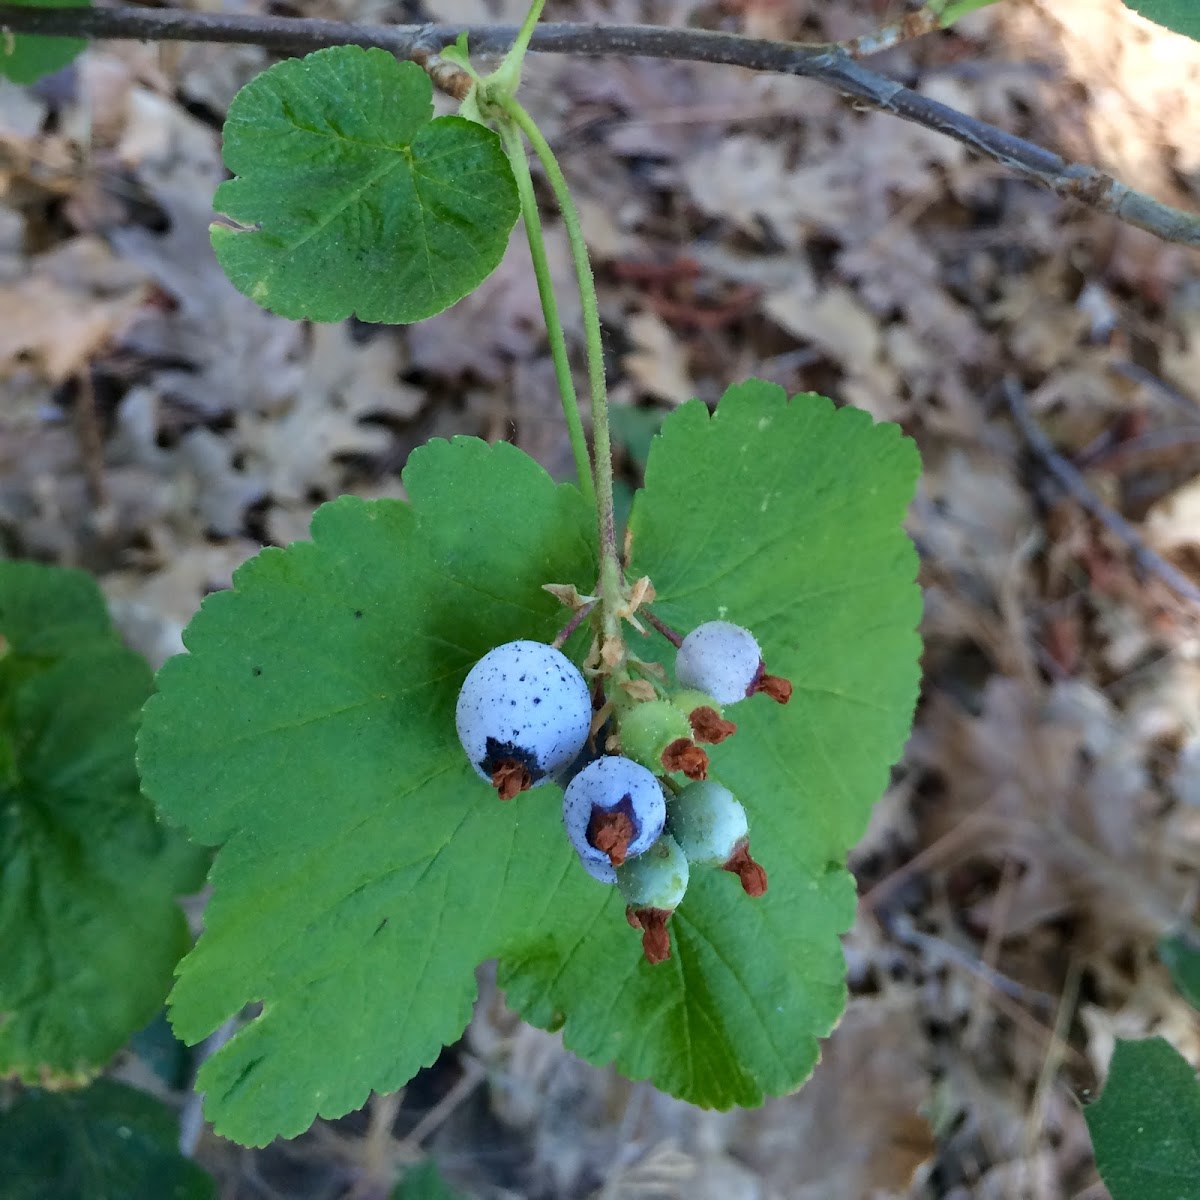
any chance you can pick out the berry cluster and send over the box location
[455,620,789,964]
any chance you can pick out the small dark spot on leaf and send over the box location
[252,666,263,677]
[354,609,363,619]
[374,916,389,935]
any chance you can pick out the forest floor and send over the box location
[3,0,1200,1196]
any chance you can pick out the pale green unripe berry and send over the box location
[666,780,748,865]
[666,780,767,897]
[616,833,689,912]
[670,689,723,719]
[669,689,737,745]
[617,699,707,778]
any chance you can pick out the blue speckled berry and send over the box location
[563,755,666,873]
[674,621,762,706]
[456,640,591,799]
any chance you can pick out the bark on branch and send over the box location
[2,6,1199,249]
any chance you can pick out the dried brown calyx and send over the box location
[626,906,673,964]
[724,840,768,896]
[588,806,635,866]
[688,705,737,744]
[749,661,793,705]
[491,759,533,801]
[660,737,708,780]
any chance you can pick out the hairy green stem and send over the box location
[487,0,545,92]
[499,97,623,623]
[499,122,594,506]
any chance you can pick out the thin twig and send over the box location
[1004,376,1200,607]
[73,367,109,509]
[1076,424,1200,472]
[639,606,683,648]
[2,8,1199,249]
[884,910,1056,1008]
[1109,360,1200,413]
[552,599,596,648]
[1025,957,1081,1154]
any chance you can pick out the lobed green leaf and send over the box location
[210,45,520,323]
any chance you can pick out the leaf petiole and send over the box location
[496,96,623,636]
[498,121,594,506]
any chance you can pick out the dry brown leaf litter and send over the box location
[5,0,1200,1195]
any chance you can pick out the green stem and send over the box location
[499,98,619,591]
[499,121,594,506]
[499,0,547,80]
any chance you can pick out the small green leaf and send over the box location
[393,1160,466,1200]
[0,561,207,1084]
[0,1080,216,1200]
[139,439,597,1145]
[0,0,88,85]
[1159,927,1200,1010]
[210,45,519,323]
[1121,0,1200,39]
[1085,1037,1200,1200]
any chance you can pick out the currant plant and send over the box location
[120,2,922,1148]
